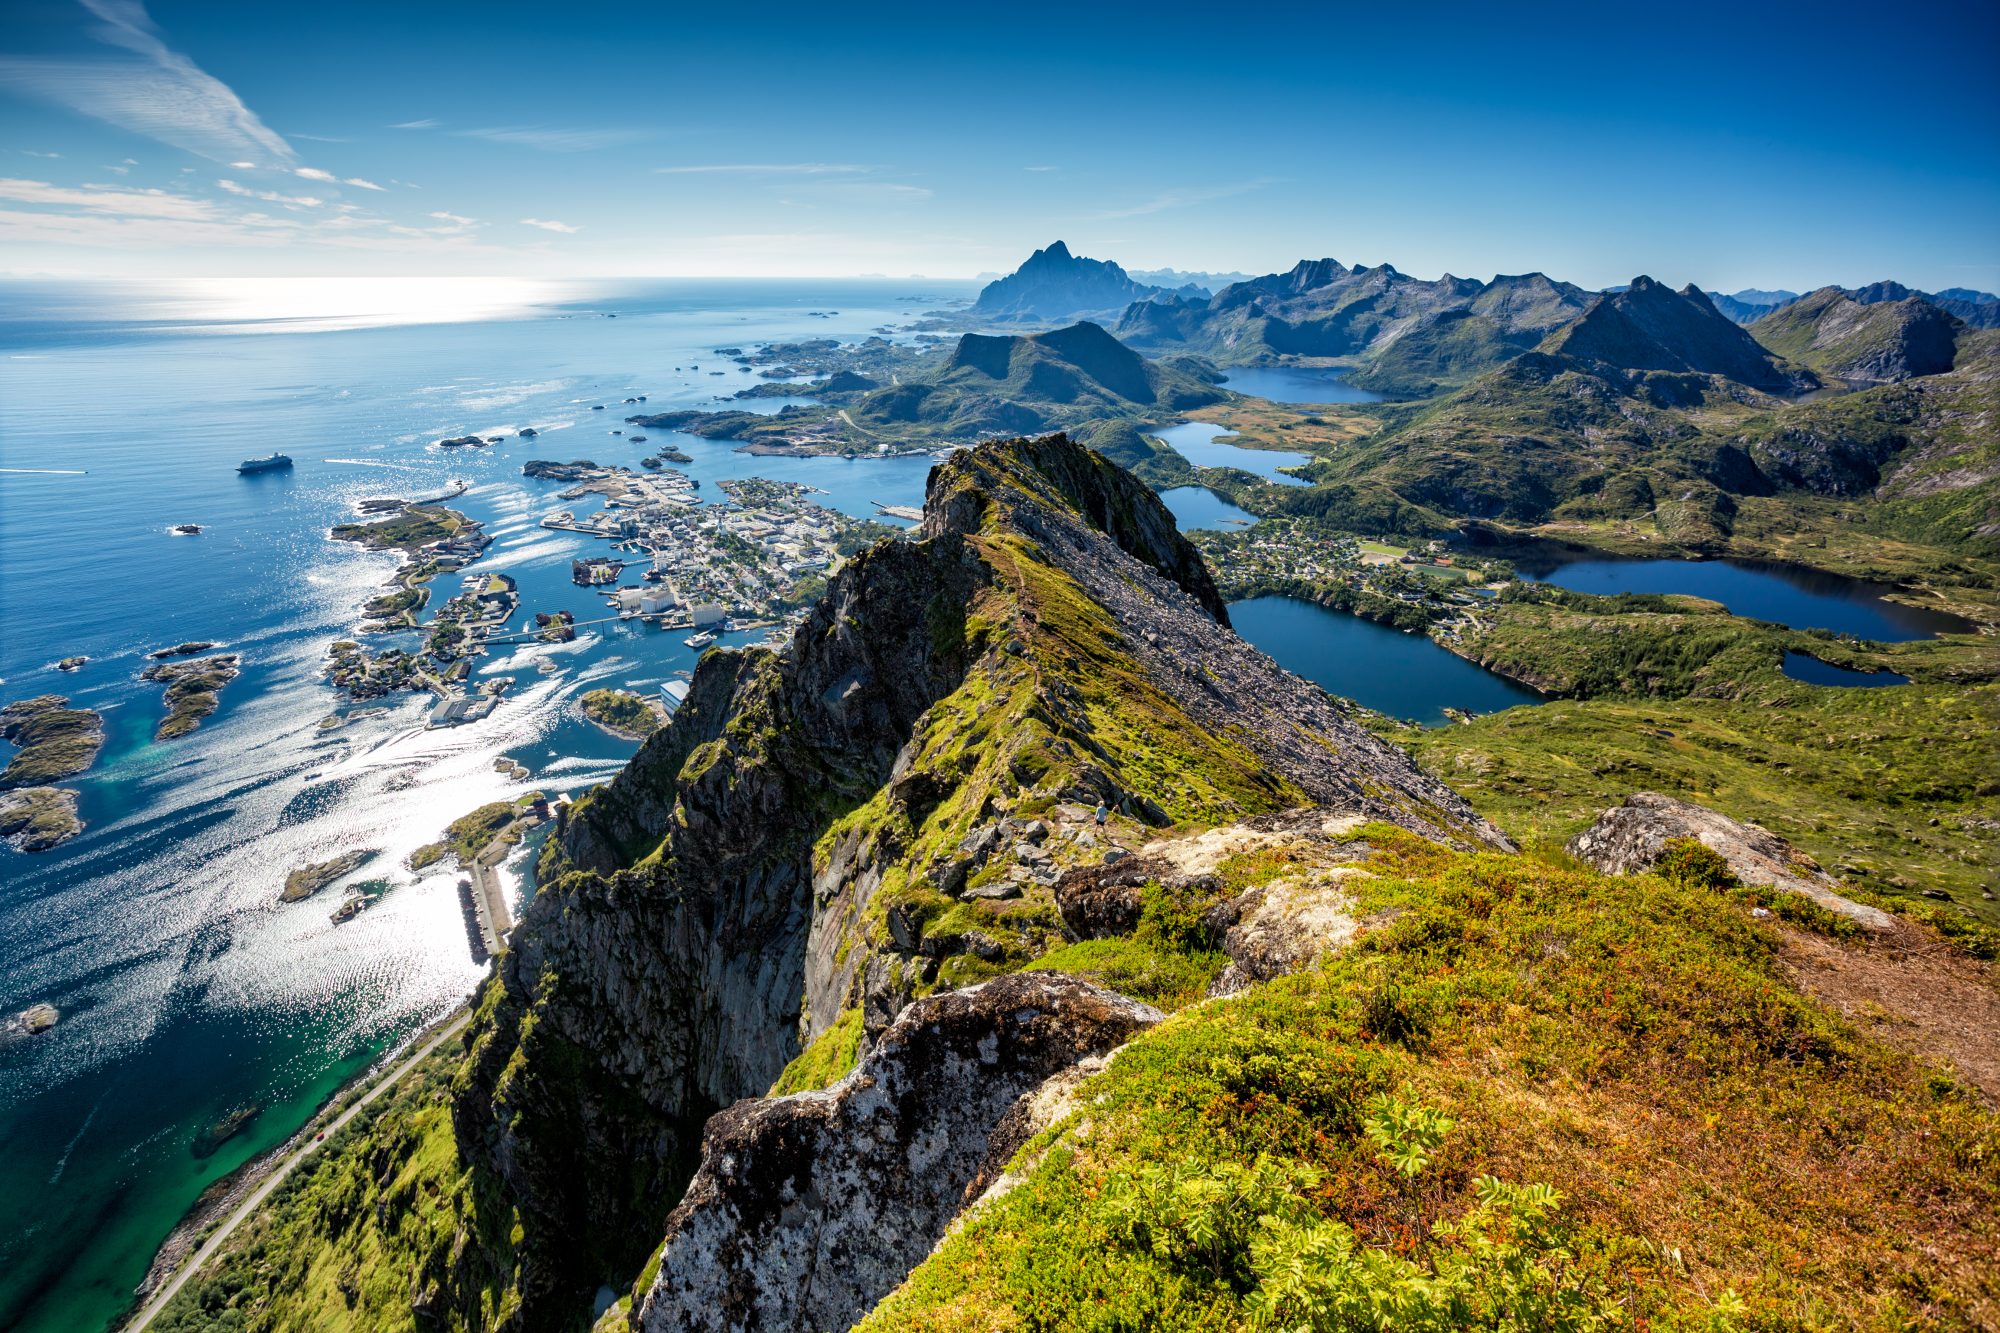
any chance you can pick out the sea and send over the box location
[0,277,973,1333]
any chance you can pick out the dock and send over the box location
[873,500,924,522]
[458,839,515,960]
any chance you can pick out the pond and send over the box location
[1781,652,1910,688]
[1159,486,1259,532]
[1228,595,1542,727]
[1153,422,1310,486]
[1512,553,1973,642]
[1215,365,1386,404]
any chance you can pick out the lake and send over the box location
[1215,365,1386,404]
[0,276,965,1333]
[1512,554,1973,642]
[1153,422,1310,485]
[1160,486,1259,531]
[1228,596,1542,726]
[1781,652,1911,688]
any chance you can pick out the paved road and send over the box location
[122,1008,471,1333]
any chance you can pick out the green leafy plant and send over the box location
[1363,1093,1454,1178]
[1653,837,1736,891]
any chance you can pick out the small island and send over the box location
[0,787,83,852]
[0,695,106,786]
[147,641,219,660]
[280,849,376,902]
[140,654,241,739]
[2,1002,59,1039]
[408,792,546,871]
[580,688,667,739]
[55,656,86,672]
[0,696,105,852]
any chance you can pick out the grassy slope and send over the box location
[150,1026,519,1333]
[863,831,2000,1331]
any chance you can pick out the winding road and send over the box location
[122,1008,471,1333]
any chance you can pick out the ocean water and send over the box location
[0,278,972,1333]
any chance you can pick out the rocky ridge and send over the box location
[448,432,1504,1324]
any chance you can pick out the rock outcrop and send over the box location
[1567,792,1894,930]
[635,973,1162,1333]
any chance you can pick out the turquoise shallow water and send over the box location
[0,279,967,1333]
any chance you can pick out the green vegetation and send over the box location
[410,794,543,871]
[330,505,467,551]
[861,830,2000,1331]
[1032,879,1231,1010]
[139,654,242,740]
[0,694,104,787]
[0,785,83,852]
[1399,680,1999,921]
[770,1006,864,1094]
[580,689,664,739]
[150,1034,521,1333]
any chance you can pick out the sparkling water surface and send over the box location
[0,278,968,1333]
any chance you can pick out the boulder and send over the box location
[1206,869,1368,995]
[1051,856,1161,939]
[635,973,1161,1333]
[1568,792,1894,931]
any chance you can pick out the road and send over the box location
[122,1008,472,1333]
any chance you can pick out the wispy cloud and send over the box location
[428,210,478,227]
[293,166,383,190]
[24,151,63,160]
[459,126,648,152]
[1023,165,1057,172]
[391,119,439,130]
[519,217,580,233]
[655,163,872,176]
[0,176,217,220]
[1085,178,1277,220]
[0,0,295,164]
[289,133,350,143]
[218,178,323,207]
[788,181,932,202]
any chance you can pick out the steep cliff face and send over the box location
[449,432,1504,1325]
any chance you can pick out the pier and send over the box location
[458,836,516,960]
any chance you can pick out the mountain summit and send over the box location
[973,241,1198,321]
[1543,276,1814,393]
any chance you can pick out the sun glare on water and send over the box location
[149,275,591,333]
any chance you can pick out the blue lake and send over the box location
[1781,652,1910,688]
[1153,422,1310,486]
[1216,365,1386,404]
[1229,596,1542,726]
[1160,486,1259,531]
[0,277,963,1333]
[1514,555,1973,642]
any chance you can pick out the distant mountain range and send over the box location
[972,244,1999,394]
[1116,259,1599,396]
[1123,266,1255,292]
[971,241,1205,320]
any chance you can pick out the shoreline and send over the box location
[121,1002,473,1331]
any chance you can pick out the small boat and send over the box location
[684,631,717,650]
[237,453,293,474]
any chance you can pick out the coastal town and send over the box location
[320,459,905,727]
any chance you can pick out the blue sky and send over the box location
[2,0,1996,290]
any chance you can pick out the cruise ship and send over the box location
[237,453,293,474]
